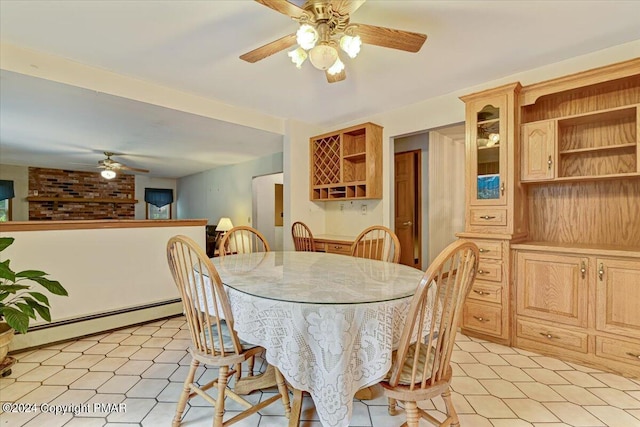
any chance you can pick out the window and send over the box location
[0,180,14,222]
[147,203,171,219]
[144,188,174,220]
[0,199,11,222]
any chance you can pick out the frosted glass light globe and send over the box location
[309,44,338,70]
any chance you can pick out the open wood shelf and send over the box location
[559,143,636,155]
[310,122,382,201]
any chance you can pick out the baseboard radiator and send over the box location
[9,299,183,353]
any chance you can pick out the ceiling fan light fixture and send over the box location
[327,57,345,75]
[340,34,361,58]
[101,169,116,179]
[309,43,338,70]
[296,24,318,50]
[288,47,308,69]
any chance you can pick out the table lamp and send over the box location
[215,217,233,249]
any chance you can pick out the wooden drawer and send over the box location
[468,282,502,304]
[596,336,640,365]
[469,239,503,261]
[516,318,588,353]
[470,209,507,227]
[476,261,502,283]
[462,302,502,336]
[325,242,352,255]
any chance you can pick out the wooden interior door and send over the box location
[394,150,421,268]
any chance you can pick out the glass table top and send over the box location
[211,251,425,305]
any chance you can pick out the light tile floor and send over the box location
[2,316,640,427]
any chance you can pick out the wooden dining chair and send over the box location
[291,221,316,252]
[219,225,270,257]
[351,225,401,263]
[380,240,479,427]
[166,235,290,427]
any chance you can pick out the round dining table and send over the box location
[211,251,428,427]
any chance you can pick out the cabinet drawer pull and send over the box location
[581,261,586,279]
[473,316,490,322]
[626,352,640,360]
[548,155,553,170]
[540,332,556,339]
[473,289,491,296]
[333,246,342,249]
[598,263,604,281]
[480,215,496,220]
[477,270,489,275]
[478,248,489,253]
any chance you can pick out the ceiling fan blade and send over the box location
[240,33,297,63]
[98,159,121,168]
[255,0,307,18]
[326,69,346,83]
[117,164,150,173]
[332,0,366,16]
[354,23,427,53]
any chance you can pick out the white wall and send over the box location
[283,120,324,250]
[0,164,29,221]
[177,152,283,228]
[252,173,284,251]
[1,223,204,325]
[134,175,177,220]
[428,131,465,264]
[285,42,640,237]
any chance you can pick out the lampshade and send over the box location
[339,34,361,58]
[296,24,318,50]
[327,57,345,76]
[309,44,338,70]
[216,217,234,232]
[288,47,307,69]
[101,169,116,179]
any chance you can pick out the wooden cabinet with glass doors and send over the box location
[458,83,526,346]
[461,83,527,236]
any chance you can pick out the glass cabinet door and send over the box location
[469,95,508,206]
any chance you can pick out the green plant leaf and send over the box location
[0,260,16,282]
[0,306,29,334]
[26,292,50,306]
[15,302,36,319]
[29,277,68,296]
[0,237,14,252]
[16,270,47,278]
[25,299,51,322]
[0,284,30,293]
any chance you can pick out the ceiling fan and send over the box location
[98,152,149,179]
[240,0,427,83]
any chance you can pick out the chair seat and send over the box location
[386,341,435,386]
[203,320,258,353]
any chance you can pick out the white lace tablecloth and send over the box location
[211,251,428,427]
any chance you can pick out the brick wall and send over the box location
[29,167,135,220]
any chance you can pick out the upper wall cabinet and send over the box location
[521,73,640,183]
[460,83,524,235]
[468,95,508,206]
[310,122,382,201]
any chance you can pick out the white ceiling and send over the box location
[1,0,639,178]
